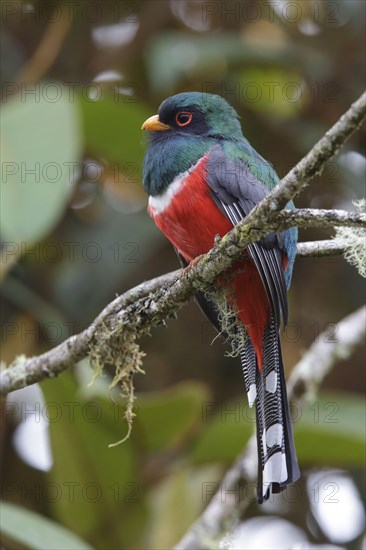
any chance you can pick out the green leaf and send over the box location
[0,501,92,550]
[294,391,365,467]
[79,94,150,170]
[135,382,210,452]
[190,396,255,464]
[1,83,82,245]
[191,391,366,468]
[145,464,222,549]
[234,67,306,119]
[41,372,146,549]
[50,208,163,323]
[146,33,302,93]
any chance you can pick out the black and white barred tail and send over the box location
[176,252,299,503]
[241,315,300,503]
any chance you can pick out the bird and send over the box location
[141,92,300,503]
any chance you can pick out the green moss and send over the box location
[335,199,366,278]
[89,322,146,445]
[204,285,247,358]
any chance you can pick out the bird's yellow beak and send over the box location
[141,114,171,132]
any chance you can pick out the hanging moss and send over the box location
[335,199,366,278]
[89,320,146,445]
[204,284,247,359]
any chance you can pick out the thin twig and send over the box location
[15,5,73,86]
[295,239,347,257]
[276,208,366,230]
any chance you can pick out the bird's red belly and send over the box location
[148,157,270,368]
[149,159,231,260]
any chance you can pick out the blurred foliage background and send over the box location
[1,0,365,548]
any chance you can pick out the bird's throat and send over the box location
[142,135,213,197]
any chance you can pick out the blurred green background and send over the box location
[1,1,365,548]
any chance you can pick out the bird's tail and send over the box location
[241,315,300,503]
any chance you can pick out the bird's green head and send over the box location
[141,92,248,196]
[141,92,243,141]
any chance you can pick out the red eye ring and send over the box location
[175,111,193,127]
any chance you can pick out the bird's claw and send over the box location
[179,255,203,279]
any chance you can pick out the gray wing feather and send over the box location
[207,147,288,328]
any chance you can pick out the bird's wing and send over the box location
[206,145,288,328]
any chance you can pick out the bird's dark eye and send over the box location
[175,111,193,127]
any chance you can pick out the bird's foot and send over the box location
[179,255,203,279]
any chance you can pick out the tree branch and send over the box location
[0,236,352,392]
[276,208,366,231]
[0,230,361,397]
[0,271,178,395]
[1,90,365,395]
[15,5,73,86]
[287,305,366,400]
[174,305,366,550]
[296,239,347,257]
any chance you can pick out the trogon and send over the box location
[141,92,300,503]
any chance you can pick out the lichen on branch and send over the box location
[334,199,366,278]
